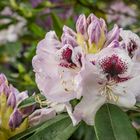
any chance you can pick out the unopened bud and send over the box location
[9,109,23,129]
[76,14,87,35]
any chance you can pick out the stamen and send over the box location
[35,95,48,108]
[99,83,119,102]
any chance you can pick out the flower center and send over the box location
[99,54,127,77]
[99,82,119,102]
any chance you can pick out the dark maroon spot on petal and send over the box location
[106,75,130,83]
[60,62,76,68]
[60,47,77,68]
[100,54,127,77]
[91,61,95,65]
[127,40,138,58]
[62,48,73,63]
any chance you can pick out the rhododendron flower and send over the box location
[32,14,119,103]
[32,13,140,126]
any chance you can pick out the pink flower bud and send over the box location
[7,92,16,109]
[63,25,77,38]
[9,109,23,129]
[87,13,97,25]
[61,33,78,47]
[105,24,120,47]
[76,14,87,35]
[29,108,56,127]
[88,20,101,45]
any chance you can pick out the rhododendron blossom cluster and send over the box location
[32,13,140,126]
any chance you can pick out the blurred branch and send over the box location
[75,0,106,14]
[75,0,138,20]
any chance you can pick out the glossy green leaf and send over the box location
[94,104,137,140]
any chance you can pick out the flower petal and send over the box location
[120,30,140,59]
[29,108,56,127]
[71,63,106,125]
[36,31,61,55]
[72,93,105,125]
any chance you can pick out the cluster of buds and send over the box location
[62,14,120,54]
[0,74,35,139]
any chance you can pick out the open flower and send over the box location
[68,45,140,125]
[33,13,139,126]
[32,30,84,103]
[32,14,120,103]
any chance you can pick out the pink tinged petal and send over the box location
[120,30,140,59]
[29,108,56,127]
[87,13,97,25]
[99,18,107,34]
[0,83,4,94]
[63,25,77,38]
[88,20,101,45]
[76,14,87,35]
[0,73,7,85]
[9,109,23,129]
[105,24,120,47]
[16,91,28,105]
[61,33,78,47]
[65,103,78,125]
[7,92,16,109]
[35,70,76,103]
[45,77,76,103]
[111,82,136,108]
[73,93,105,125]
[36,31,62,55]
[1,84,9,97]
[9,84,19,96]
[120,75,140,97]
[107,40,119,48]
[71,63,106,125]
[32,51,58,78]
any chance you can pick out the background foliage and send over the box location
[0,0,140,139]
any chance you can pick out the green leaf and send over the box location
[51,12,63,37]
[29,23,46,37]
[18,94,46,109]
[94,103,137,140]
[10,114,79,140]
